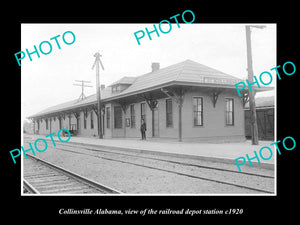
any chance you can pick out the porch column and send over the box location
[49,117,52,134]
[143,95,158,138]
[73,111,80,134]
[37,120,40,134]
[117,101,128,138]
[178,96,183,142]
[33,119,35,134]
[68,114,72,130]
[91,104,105,137]
[161,87,186,142]
[58,116,62,130]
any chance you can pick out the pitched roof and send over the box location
[29,59,248,118]
[29,87,111,118]
[109,76,137,86]
[104,59,243,100]
[129,59,242,92]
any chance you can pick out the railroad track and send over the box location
[23,154,121,194]
[59,142,274,179]
[23,138,275,194]
[27,140,274,194]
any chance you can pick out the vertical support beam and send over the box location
[49,117,52,134]
[245,26,259,145]
[37,120,40,134]
[58,116,62,130]
[73,111,80,134]
[143,94,158,137]
[68,114,72,131]
[33,119,35,134]
[151,109,155,137]
[77,116,80,134]
[178,98,182,142]
[45,118,48,132]
[92,52,104,139]
[119,101,128,138]
[177,89,184,142]
[83,109,88,119]
[161,87,185,142]
[91,104,105,137]
[91,104,99,135]
[102,107,105,136]
[97,83,103,139]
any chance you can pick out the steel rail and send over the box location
[23,179,40,194]
[55,142,274,179]
[25,154,121,194]
[48,146,274,194]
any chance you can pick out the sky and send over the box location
[21,23,276,121]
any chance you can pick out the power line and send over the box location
[73,80,93,101]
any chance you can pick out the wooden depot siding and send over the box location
[33,87,245,143]
[181,89,245,142]
[101,88,245,142]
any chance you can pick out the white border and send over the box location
[21,23,277,197]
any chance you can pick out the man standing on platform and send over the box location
[140,119,147,140]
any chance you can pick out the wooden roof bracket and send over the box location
[161,87,186,142]
[142,94,158,110]
[83,109,88,119]
[161,87,185,105]
[211,90,222,108]
[73,111,81,119]
[91,104,98,117]
[240,91,250,108]
[120,102,129,113]
[161,88,174,99]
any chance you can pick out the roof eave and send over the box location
[29,81,273,119]
[101,81,243,102]
[28,101,98,119]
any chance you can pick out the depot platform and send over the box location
[23,134,275,169]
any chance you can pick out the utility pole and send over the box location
[73,80,92,101]
[92,52,105,139]
[245,25,266,145]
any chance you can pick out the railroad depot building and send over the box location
[28,59,271,142]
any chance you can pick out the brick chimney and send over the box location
[151,62,160,72]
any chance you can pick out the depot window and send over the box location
[225,98,234,125]
[193,97,203,126]
[166,99,173,127]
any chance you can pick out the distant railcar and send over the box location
[244,96,274,140]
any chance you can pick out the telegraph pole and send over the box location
[73,80,92,101]
[92,52,105,139]
[245,25,265,145]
